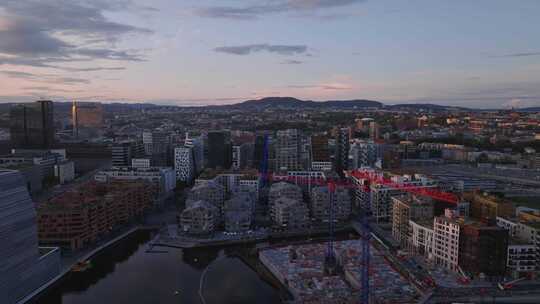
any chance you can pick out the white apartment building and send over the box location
[507,242,537,275]
[350,171,438,222]
[275,129,302,172]
[497,216,540,273]
[54,161,75,184]
[433,215,460,272]
[409,220,435,259]
[94,166,176,194]
[132,158,151,168]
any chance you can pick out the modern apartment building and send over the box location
[187,181,226,217]
[275,129,302,172]
[268,182,303,218]
[271,197,309,230]
[350,171,438,222]
[459,223,508,278]
[310,186,351,222]
[334,127,350,175]
[37,180,154,250]
[391,195,434,247]
[433,215,461,272]
[180,200,219,235]
[311,134,332,171]
[94,166,176,195]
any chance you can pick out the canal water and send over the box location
[33,230,286,304]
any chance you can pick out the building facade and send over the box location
[207,131,232,169]
[0,170,60,303]
[310,186,351,222]
[275,129,302,172]
[10,100,55,149]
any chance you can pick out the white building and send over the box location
[54,161,75,184]
[497,216,540,273]
[94,166,176,194]
[275,129,302,172]
[132,158,151,168]
[409,220,435,259]
[348,139,379,169]
[185,134,204,173]
[174,147,195,183]
[433,215,460,272]
[507,242,537,275]
[349,170,438,222]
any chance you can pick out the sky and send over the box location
[0,0,539,108]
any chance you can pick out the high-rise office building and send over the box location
[10,100,54,149]
[275,129,301,172]
[174,147,195,183]
[334,127,350,175]
[72,101,103,138]
[185,134,204,173]
[206,131,232,169]
[0,170,60,303]
[311,134,332,171]
[111,140,145,167]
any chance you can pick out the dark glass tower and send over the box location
[10,100,55,149]
[206,131,232,169]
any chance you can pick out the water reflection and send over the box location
[34,230,283,304]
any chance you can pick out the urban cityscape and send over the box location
[1,1,540,304]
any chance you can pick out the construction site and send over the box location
[259,239,421,304]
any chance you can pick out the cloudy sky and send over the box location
[0,0,539,108]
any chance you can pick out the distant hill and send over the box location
[222,97,383,110]
[517,107,540,112]
[386,103,470,112]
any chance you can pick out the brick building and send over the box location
[37,181,154,250]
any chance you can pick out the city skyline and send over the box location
[1,0,540,108]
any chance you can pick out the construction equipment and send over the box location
[258,168,461,304]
